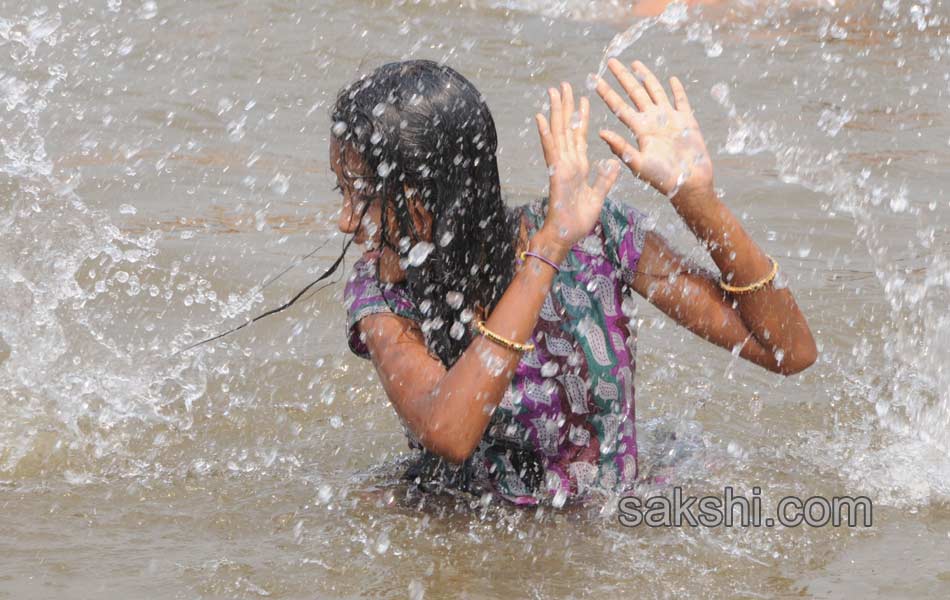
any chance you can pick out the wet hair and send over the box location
[181,60,517,364]
[330,59,519,367]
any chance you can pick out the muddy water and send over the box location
[2,0,950,598]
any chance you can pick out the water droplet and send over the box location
[659,1,688,25]
[376,161,393,178]
[117,37,135,56]
[421,317,444,333]
[882,0,900,18]
[585,73,599,92]
[293,520,304,542]
[446,291,463,309]
[580,235,603,255]
[408,580,425,600]
[226,116,246,142]
[726,441,744,457]
[621,296,638,319]
[570,112,582,130]
[889,191,908,213]
[375,531,390,554]
[408,241,435,266]
[817,107,854,137]
[137,1,157,20]
[269,173,290,195]
[332,121,347,136]
[540,361,559,377]
[710,82,730,105]
[372,102,386,117]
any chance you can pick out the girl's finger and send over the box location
[669,76,691,112]
[632,61,671,106]
[548,87,565,152]
[536,113,557,167]
[590,159,621,202]
[599,129,643,174]
[607,58,652,112]
[595,77,645,135]
[574,96,590,157]
[561,82,576,157]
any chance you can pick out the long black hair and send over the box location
[182,60,518,365]
[331,60,519,367]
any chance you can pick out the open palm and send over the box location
[535,83,620,249]
[595,59,713,199]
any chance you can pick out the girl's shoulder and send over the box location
[343,257,422,359]
[599,196,650,260]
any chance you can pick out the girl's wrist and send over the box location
[531,226,573,265]
[668,181,723,242]
[669,177,715,209]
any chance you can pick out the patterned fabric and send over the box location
[343,196,649,506]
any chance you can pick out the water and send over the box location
[2,0,950,597]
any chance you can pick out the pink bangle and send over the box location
[519,250,560,273]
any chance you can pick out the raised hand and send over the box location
[535,82,621,250]
[595,59,713,199]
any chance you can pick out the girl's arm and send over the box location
[358,84,621,463]
[595,59,817,375]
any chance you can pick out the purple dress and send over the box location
[344,196,649,506]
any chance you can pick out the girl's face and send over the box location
[330,138,431,284]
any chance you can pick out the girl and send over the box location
[333,59,816,506]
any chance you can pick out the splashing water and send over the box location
[2,0,950,597]
[588,0,950,508]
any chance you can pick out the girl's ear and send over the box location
[405,185,433,242]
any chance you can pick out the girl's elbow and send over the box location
[775,345,819,376]
[419,419,478,465]
[440,443,477,465]
[426,436,477,465]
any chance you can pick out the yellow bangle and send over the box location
[474,320,535,353]
[719,256,779,295]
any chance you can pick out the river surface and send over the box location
[2,0,950,598]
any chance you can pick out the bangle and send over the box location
[719,256,779,295]
[474,320,535,353]
[519,250,561,273]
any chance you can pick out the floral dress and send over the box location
[343,196,649,506]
